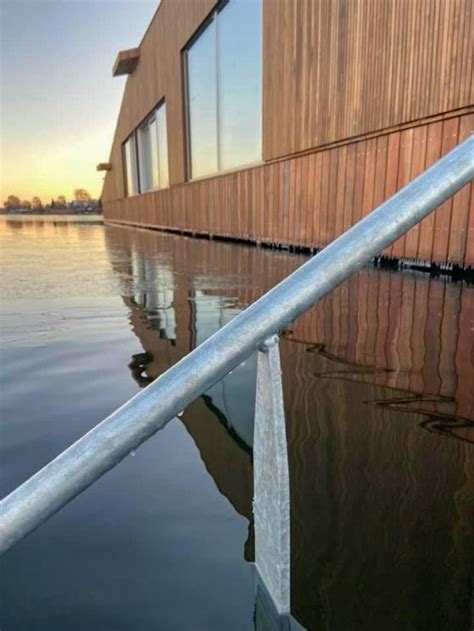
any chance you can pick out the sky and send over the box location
[0,0,157,203]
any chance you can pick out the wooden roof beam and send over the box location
[113,48,140,77]
[96,163,112,172]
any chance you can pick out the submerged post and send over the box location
[254,335,291,614]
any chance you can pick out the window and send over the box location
[123,134,139,196]
[186,0,262,179]
[138,117,159,192]
[124,101,169,197]
[156,103,169,189]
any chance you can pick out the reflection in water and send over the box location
[128,351,154,387]
[1,216,472,630]
[106,224,473,631]
[1,215,255,631]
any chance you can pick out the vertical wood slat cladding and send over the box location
[104,111,474,267]
[102,0,473,267]
[263,0,474,160]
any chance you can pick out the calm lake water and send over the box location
[0,215,473,631]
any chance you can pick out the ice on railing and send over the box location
[253,336,291,614]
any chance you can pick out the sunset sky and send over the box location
[0,0,157,203]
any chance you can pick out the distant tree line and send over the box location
[3,189,94,210]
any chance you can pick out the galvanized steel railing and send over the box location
[1,135,473,614]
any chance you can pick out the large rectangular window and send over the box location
[156,103,169,189]
[136,102,169,193]
[123,134,139,196]
[124,101,169,197]
[138,117,159,192]
[186,0,262,179]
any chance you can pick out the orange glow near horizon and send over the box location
[1,121,115,203]
[0,0,157,205]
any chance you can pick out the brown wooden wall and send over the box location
[102,0,474,267]
[263,0,474,159]
[105,110,474,267]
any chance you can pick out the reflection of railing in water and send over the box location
[285,336,474,446]
[369,394,474,445]
[0,137,473,623]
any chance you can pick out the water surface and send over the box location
[1,215,473,630]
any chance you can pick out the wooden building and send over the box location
[100,0,474,269]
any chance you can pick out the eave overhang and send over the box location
[112,48,140,77]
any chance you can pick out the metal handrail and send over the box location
[1,135,473,555]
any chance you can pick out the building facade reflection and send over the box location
[105,224,473,631]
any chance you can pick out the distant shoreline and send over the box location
[1,209,102,216]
